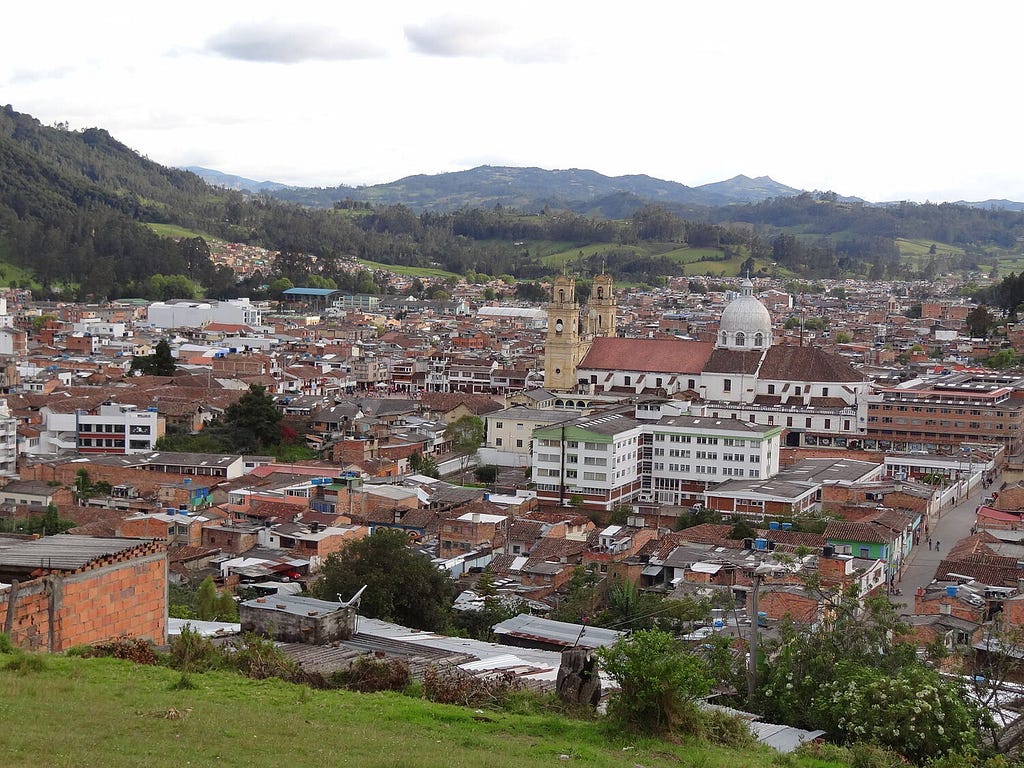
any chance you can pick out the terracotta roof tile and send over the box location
[579,337,714,375]
[759,345,864,383]
[703,349,763,374]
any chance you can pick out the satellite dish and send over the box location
[337,584,368,608]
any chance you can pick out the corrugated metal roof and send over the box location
[0,535,156,571]
[491,614,626,649]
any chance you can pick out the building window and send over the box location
[516,439,523,448]
[723,379,732,392]
[767,384,775,394]
[495,437,503,446]
[754,332,764,347]
[735,332,745,347]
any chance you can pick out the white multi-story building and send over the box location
[30,403,165,456]
[531,402,782,512]
[147,298,262,329]
[0,398,18,478]
[76,403,165,455]
[531,409,645,512]
[642,413,781,507]
[479,406,580,468]
[72,320,129,337]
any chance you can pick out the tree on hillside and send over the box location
[757,590,985,763]
[966,304,997,339]
[408,451,440,478]
[444,414,484,482]
[598,629,713,734]
[209,384,282,453]
[130,338,176,377]
[312,529,455,632]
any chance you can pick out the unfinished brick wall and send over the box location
[0,544,167,651]
[20,462,213,497]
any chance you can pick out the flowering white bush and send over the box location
[813,663,984,763]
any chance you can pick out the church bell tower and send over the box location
[589,272,616,338]
[544,275,582,391]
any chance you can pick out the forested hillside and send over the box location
[2,104,1024,301]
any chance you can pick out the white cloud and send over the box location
[405,15,570,63]
[206,22,386,63]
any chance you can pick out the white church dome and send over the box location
[718,279,772,350]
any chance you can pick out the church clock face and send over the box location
[555,319,564,334]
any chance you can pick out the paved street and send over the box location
[889,480,990,615]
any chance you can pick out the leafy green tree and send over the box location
[755,589,985,763]
[728,519,756,540]
[193,576,238,621]
[985,349,1018,369]
[312,529,455,632]
[130,338,176,376]
[966,304,997,339]
[598,629,713,734]
[210,384,282,453]
[758,593,913,724]
[444,415,484,482]
[473,464,498,484]
[42,503,60,536]
[268,277,294,297]
[408,451,439,478]
[195,576,218,620]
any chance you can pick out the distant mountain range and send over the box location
[182,166,292,193]
[185,165,806,212]
[187,164,1024,215]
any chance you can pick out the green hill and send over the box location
[3,103,1024,293]
[0,652,842,768]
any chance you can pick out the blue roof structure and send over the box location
[282,288,340,297]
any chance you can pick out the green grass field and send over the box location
[357,259,461,280]
[0,653,842,768]
[145,223,216,240]
[0,239,42,289]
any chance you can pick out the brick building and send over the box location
[866,372,1024,454]
[0,536,166,651]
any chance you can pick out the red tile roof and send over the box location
[579,337,714,374]
[759,345,864,383]
[703,349,763,374]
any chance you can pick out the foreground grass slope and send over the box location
[0,653,840,768]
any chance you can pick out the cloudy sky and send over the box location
[4,1,1022,202]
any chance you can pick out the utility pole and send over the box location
[746,568,762,707]
[747,562,778,708]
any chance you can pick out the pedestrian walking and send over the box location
[935,541,940,551]
[928,540,932,550]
